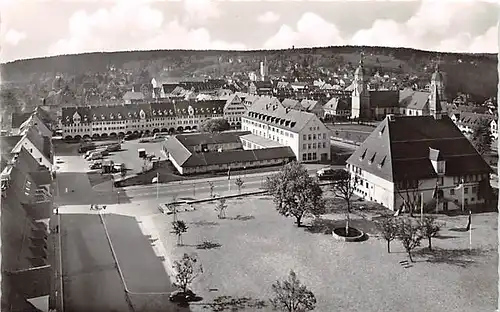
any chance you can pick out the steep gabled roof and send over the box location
[281,99,301,110]
[399,89,430,110]
[369,91,399,108]
[347,115,492,182]
[122,91,145,101]
[11,112,33,129]
[324,97,351,111]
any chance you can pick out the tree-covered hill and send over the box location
[0,45,497,103]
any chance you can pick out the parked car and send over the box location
[89,162,102,170]
[124,133,140,141]
[139,138,151,143]
[105,143,121,152]
[316,168,349,181]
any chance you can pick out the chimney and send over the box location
[387,114,395,122]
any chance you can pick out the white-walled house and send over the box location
[449,112,498,139]
[346,113,493,211]
[241,97,331,163]
[223,93,247,127]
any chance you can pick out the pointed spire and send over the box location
[359,52,365,66]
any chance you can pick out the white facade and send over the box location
[223,95,247,127]
[347,163,489,211]
[241,114,331,163]
[62,108,224,138]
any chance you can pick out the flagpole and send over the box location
[420,192,424,223]
[461,179,464,211]
[469,210,472,251]
[156,172,159,199]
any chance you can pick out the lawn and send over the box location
[152,196,497,312]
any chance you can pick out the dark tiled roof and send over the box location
[162,83,179,94]
[7,265,51,299]
[281,99,300,109]
[11,112,32,129]
[347,115,492,182]
[183,146,295,167]
[253,81,273,89]
[173,100,225,117]
[123,91,145,101]
[1,135,22,156]
[175,131,250,148]
[15,147,46,173]
[369,91,399,108]
[398,89,430,110]
[324,97,351,111]
[455,112,495,126]
[246,98,317,133]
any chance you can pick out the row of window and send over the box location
[302,152,318,161]
[452,174,489,184]
[303,142,327,150]
[244,121,296,138]
[449,186,477,195]
[302,133,327,141]
[69,115,219,126]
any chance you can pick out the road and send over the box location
[60,212,132,312]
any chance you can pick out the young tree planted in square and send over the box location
[265,161,325,227]
[172,253,203,293]
[418,216,441,251]
[397,218,422,262]
[331,170,360,235]
[235,177,244,194]
[270,270,316,312]
[172,220,188,246]
[215,198,228,219]
[377,216,399,253]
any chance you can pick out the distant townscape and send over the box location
[1,47,497,312]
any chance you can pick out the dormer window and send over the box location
[117,114,122,119]
[359,149,367,160]
[101,115,105,120]
[379,126,385,136]
[378,156,386,169]
[368,153,376,165]
[110,114,114,119]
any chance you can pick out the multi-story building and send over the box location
[449,111,498,139]
[223,93,248,128]
[60,100,226,140]
[346,109,493,211]
[241,97,331,163]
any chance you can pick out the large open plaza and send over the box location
[148,196,498,312]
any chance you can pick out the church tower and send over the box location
[430,62,446,101]
[351,53,371,120]
[429,83,443,120]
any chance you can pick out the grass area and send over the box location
[87,171,114,187]
[152,196,497,312]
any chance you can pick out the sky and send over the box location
[0,0,498,63]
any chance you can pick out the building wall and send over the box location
[349,162,489,211]
[223,98,247,126]
[180,157,290,175]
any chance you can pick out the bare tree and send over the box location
[331,171,360,235]
[377,216,399,253]
[418,216,441,251]
[214,198,228,219]
[265,161,325,227]
[395,179,424,218]
[208,181,215,198]
[235,177,244,194]
[270,270,316,312]
[172,253,203,293]
[397,218,423,262]
[172,220,188,246]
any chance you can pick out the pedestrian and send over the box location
[465,210,472,231]
[56,225,59,233]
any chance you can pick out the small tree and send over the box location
[200,118,230,133]
[331,170,360,235]
[169,194,178,221]
[208,181,215,198]
[235,177,244,194]
[270,270,316,312]
[377,216,399,253]
[265,162,325,227]
[471,118,493,156]
[172,220,188,246]
[397,218,422,262]
[172,253,203,293]
[418,216,441,251]
[214,198,228,219]
[395,179,424,218]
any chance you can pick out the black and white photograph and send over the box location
[0,0,498,312]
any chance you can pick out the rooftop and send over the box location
[347,115,492,182]
[240,133,284,148]
[175,131,251,148]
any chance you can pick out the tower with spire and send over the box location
[430,59,446,101]
[260,56,268,81]
[351,52,371,119]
